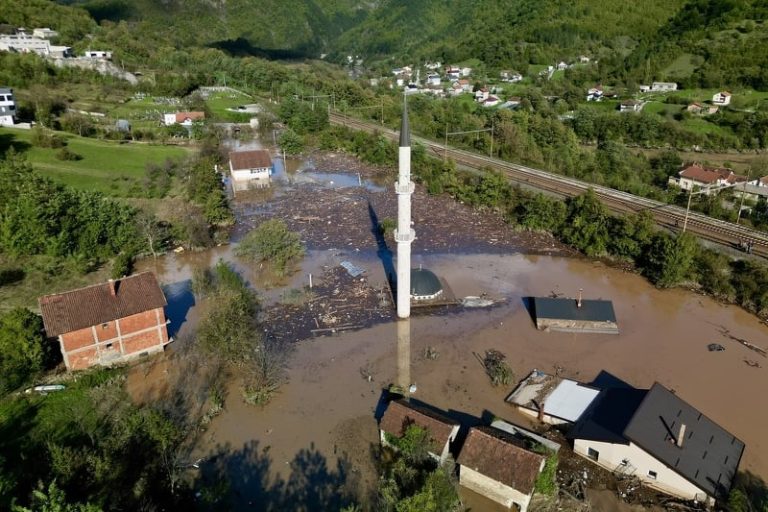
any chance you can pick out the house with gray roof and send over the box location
[569,383,744,505]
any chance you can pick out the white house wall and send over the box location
[573,439,709,501]
[459,466,532,511]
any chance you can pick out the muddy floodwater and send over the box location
[133,154,768,510]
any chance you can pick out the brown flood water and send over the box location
[137,247,768,508]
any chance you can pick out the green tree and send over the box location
[0,308,46,393]
[236,219,305,276]
[559,190,610,257]
[279,128,304,155]
[11,481,101,512]
[643,232,699,288]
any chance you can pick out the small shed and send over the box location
[506,370,601,425]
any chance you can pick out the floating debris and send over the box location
[707,343,725,352]
[461,296,495,308]
[340,261,366,278]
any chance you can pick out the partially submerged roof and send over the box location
[506,370,600,423]
[623,383,744,500]
[380,400,458,454]
[410,268,442,297]
[458,426,545,495]
[39,272,167,337]
[568,387,649,444]
[230,149,272,171]
[533,297,617,323]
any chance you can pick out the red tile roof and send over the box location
[679,164,745,185]
[458,426,546,495]
[380,400,458,454]
[39,272,167,337]
[175,111,205,123]
[229,149,272,171]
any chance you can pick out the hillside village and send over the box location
[1,1,768,511]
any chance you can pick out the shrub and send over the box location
[235,219,304,276]
[55,147,82,161]
[482,349,513,387]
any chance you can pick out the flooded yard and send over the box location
[131,146,768,510]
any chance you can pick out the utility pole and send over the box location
[736,168,751,225]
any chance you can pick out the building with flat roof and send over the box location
[533,296,618,334]
[506,370,601,425]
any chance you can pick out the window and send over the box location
[587,448,599,461]
[101,323,109,329]
[105,343,113,349]
[648,470,658,480]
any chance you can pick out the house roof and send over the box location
[568,387,649,444]
[380,400,458,454]
[717,91,732,97]
[506,370,601,422]
[457,426,545,495]
[175,111,205,123]
[39,272,167,337]
[229,149,272,170]
[623,383,744,500]
[679,164,746,185]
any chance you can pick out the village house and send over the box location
[446,66,461,80]
[83,50,113,60]
[506,370,601,426]
[687,103,719,116]
[475,87,490,102]
[115,119,131,133]
[651,82,678,92]
[586,85,603,101]
[460,67,472,77]
[670,163,747,194]
[32,28,58,39]
[0,30,70,58]
[483,95,501,107]
[379,399,460,464]
[639,84,651,93]
[557,61,568,70]
[425,61,442,70]
[38,272,171,371]
[457,426,548,512]
[163,111,205,126]
[450,82,464,96]
[229,149,272,191]
[426,73,441,86]
[733,176,768,202]
[619,100,643,113]
[568,383,744,505]
[0,87,16,126]
[712,91,731,106]
[500,70,522,82]
[578,55,591,63]
[500,97,522,110]
[458,79,472,92]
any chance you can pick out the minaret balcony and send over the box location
[394,228,415,243]
[395,181,415,195]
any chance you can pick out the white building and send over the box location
[712,91,731,106]
[620,100,643,113]
[506,370,601,426]
[460,67,472,77]
[671,164,746,194]
[379,399,459,465]
[651,82,678,92]
[458,426,547,512]
[426,74,441,86]
[0,31,51,55]
[569,383,744,505]
[163,111,205,126]
[229,149,272,191]
[0,87,16,126]
[83,50,113,60]
[32,28,58,39]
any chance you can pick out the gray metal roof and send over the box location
[410,268,441,297]
[623,383,744,499]
[0,87,12,94]
[568,387,648,444]
[534,297,616,323]
[399,97,410,147]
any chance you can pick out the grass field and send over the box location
[0,127,190,196]
[204,91,256,122]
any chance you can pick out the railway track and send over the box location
[330,112,768,258]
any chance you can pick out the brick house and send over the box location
[39,272,171,371]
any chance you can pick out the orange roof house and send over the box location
[39,272,171,370]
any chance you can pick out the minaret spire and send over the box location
[395,95,415,319]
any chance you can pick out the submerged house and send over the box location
[39,272,171,371]
[569,383,744,505]
[506,370,601,426]
[379,399,460,464]
[458,426,548,512]
[229,149,273,191]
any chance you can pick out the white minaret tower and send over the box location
[395,98,415,319]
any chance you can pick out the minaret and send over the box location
[395,98,415,319]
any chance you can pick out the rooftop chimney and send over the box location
[577,288,583,308]
[108,279,117,297]
[677,423,687,448]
